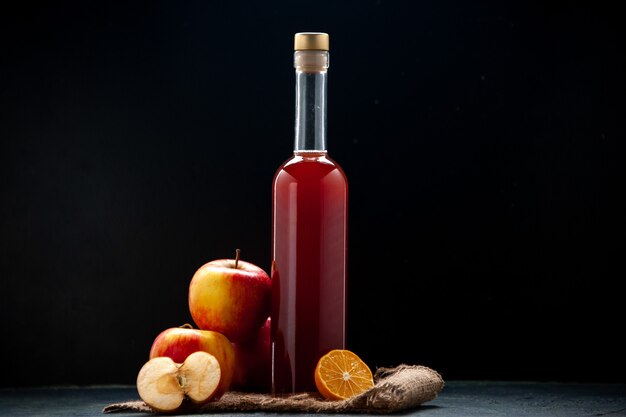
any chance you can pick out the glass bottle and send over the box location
[271,32,348,394]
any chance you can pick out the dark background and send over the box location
[1,1,624,387]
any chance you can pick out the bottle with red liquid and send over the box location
[271,32,348,394]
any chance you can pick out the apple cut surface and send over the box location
[136,351,222,413]
[180,351,221,404]
[136,357,184,413]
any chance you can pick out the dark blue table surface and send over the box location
[1,381,625,416]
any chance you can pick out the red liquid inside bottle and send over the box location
[271,152,347,393]
[271,33,348,394]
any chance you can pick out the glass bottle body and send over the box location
[271,151,347,393]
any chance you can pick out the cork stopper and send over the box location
[294,32,329,51]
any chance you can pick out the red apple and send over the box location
[231,316,271,392]
[148,324,235,398]
[188,249,271,343]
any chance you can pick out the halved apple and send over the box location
[136,351,221,413]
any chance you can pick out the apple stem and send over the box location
[235,248,241,269]
[180,323,193,329]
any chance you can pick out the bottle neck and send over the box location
[294,50,328,152]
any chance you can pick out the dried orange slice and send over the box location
[314,349,374,400]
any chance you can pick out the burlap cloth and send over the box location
[103,364,444,414]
